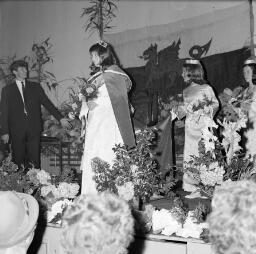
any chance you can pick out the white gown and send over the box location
[80,81,123,195]
[245,86,256,157]
[181,83,219,192]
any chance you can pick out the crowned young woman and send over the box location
[241,57,256,158]
[174,59,219,197]
[79,41,136,195]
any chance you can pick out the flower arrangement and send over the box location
[0,155,35,193]
[183,138,225,198]
[186,94,217,125]
[0,156,80,224]
[78,78,99,101]
[150,201,209,239]
[92,128,161,203]
[191,94,215,113]
[42,87,84,158]
[75,73,103,102]
[180,85,256,197]
[180,93,227,197]
[27,166,80,224]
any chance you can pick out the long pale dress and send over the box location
[80,75,123,195]
[180,82,219,192]
[244,85,256,157]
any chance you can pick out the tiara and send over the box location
[244,57,256,66]
[98,40,108,48]
[184,59,201,65]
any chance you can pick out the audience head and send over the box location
[61,192,134,254]
[182,58,205,85]
[89,41,119,70]
[0,191,39,254]
[243,57,256,86]
[208,180,256,254]
[9,60,28,81]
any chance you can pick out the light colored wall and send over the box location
[0,1,98,105]
[0,0,252,104]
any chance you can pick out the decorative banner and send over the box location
[105,3,250,68]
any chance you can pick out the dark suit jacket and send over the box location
[1,80,62,139]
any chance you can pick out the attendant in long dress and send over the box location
[79,41,136,195]
[242,57,256,158]
[175,59,219,193]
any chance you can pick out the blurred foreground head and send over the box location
[61,192,134,254]
[0,191,39,254]
[208,180,256,254]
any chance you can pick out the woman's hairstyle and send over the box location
[207,180,256,254]
[89,41,119,70]
[61,192,134,254]
[182,59,206,85]
[10,60,28,74]
[242,62,256,87]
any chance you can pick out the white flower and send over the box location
[47,199,73,223]
[37,170,51,185]
[152,209,182,235]
[57,182,80,199]
[199,162,224,186]
[220,117,245,163]
[176,211,208,238]
[117,182,134,201]
[41,185,58,198]
[130,165,139,177]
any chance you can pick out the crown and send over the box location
[184,58,201,65]
[244,57,256,66]
[98,40,108,48]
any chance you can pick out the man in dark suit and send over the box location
[0,60,71,168]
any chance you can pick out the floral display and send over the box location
[179,85,256,198]
[188,94,216,122]
[216,86,253,163]
[27,167,80,224]
[92,128,161,203]
[0,155,34,193]
[42,89,84,158]
[0,156,80,224]
[78,77,99,101]
[135,201,209,239]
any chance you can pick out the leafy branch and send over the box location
[81,0,118,39]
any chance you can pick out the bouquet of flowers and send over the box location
[182,111,225,198]
[92,128,161,203]
[42,88,84,158]
[0,155,36,193]
[0,155,80,224]
[187,94,216,123]
[151,201,209,239]
[75,75,102,102]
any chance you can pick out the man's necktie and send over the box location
[21,81,28,115]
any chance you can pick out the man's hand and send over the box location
[1,134,9,144]
[60,118,72,129]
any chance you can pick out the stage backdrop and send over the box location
[105,2,251,124]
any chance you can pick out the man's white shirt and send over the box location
[15,79,25,103]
